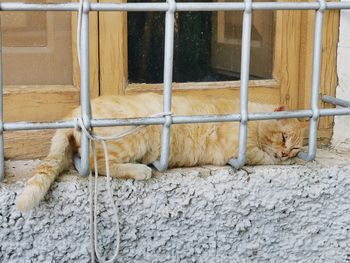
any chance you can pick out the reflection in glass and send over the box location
[128,0,274,83]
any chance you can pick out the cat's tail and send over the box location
[16,129,75,212]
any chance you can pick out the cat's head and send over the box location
[258,105,308,161]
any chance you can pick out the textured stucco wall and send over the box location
[332,0,350,148]
[1,155,350,263]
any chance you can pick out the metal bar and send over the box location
[0,18,4,182]
[74,0,91,177]
[91,2,168,11]
[0,2,80,11]
[152,0,176,172]
[322,95,350,108]
[326,2,350,9]
[4,121,77,131]
[4,108,350,131]
[177,2,350,11]
[1,2,350,12]
[177,2,315,11]
[298,0,325,162]
[228,0,252,169]
[320,108,350,116]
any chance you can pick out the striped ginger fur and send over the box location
[16,93,307,212]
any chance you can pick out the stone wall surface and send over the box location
[1,153,350,263]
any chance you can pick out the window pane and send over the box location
[1,0,73,86]
[128,0,274,83]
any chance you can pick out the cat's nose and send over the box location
[281,149,290,157]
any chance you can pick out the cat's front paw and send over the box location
[131,165,153,180]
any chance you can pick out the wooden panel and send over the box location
[276,4,302,110]
[4,86,79,122]
[99,0,128,95]
[127,79,279,92]
[71,0,100,98]
[298,7,339,139]
[319,9,339,130]
[4,130,54,159]
[298,10,313,110]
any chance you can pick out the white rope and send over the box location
[78,117,123,263]
[75,112,172,263]
[88,150,96,263]
[90,139,120,263]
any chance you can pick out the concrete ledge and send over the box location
[1,149,350,262]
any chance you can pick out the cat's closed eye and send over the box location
[282,133,287,143]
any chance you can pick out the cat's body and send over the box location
[16,93,306,212]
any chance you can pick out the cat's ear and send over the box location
[274,105,288,112]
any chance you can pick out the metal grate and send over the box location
[0,0,350,180]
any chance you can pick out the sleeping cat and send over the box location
[16,93,307,212]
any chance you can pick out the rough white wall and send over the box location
[332,1,350,148]
[1,162,350,262]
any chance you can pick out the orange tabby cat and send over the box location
[16,93,306,212]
